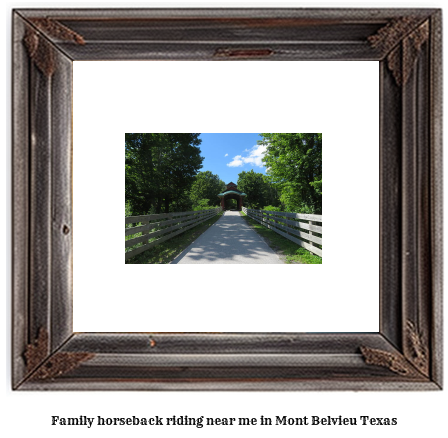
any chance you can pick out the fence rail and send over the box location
[125,208,221,260]
[242,207,322,257]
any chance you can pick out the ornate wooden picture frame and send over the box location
[12,8,442,390]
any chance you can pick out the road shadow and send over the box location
[171,211,283,264]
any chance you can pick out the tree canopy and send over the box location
[125,133,203,215]
[190,171,226,208]
[125,132,322,217]
[237,169,280,209]
[260,133,322,214]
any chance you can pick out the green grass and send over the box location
[125,212,223,264]
[240,211,322,264]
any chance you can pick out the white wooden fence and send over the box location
[242,207,322,257]
[125,208,221,260]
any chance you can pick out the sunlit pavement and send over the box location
[171,211,283,264]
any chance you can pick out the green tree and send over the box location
[189,171,226,208]
[262,174,281,209]
[237,169,275,209]
[260,133,322,213]
[125,133,203,215]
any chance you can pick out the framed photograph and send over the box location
[12,8,442,390]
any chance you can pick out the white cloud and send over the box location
[227,144,266,168]
[243,144,266,166]
[227,155,243,167]
[224,153,228,157]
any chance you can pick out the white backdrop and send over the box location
[3,2,446,438]
[73,60,379,333]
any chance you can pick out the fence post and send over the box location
[141,220,149,244]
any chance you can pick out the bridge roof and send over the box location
[218,190,247,198]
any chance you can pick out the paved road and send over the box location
[172,211,283,264]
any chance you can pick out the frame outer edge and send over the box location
[14,13,76,388]
[12,7,442,391]
[413,21,431,378]
[14,7,439,20]
[12,11,30,388]
[429,9,443,388]
[18,380,441,392]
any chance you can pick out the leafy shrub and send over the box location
[262,205,282,212]
[193,199,213,211]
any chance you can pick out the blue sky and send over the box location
[198,133,267,185]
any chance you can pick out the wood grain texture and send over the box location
[379,59,402,350]
[50,48,74,351]
[12,7,442,391]
[125,208,219,224]
[125,209,220,259]
[12,13,30,388]
[125,212,219,260]
[429,9,443,388]
[360,345,424,379]
[29,54,52,345]
[244,207,323,256]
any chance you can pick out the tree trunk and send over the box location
[164,196,170,214]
